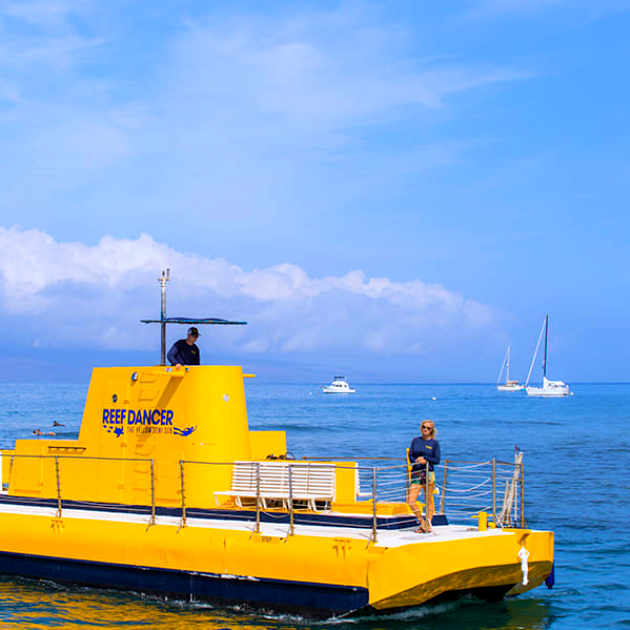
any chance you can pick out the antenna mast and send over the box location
[141,270,247,365]
[159,269,170,365]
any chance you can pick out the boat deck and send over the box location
[0,500,511,547]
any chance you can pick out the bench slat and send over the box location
[214,461,337,510]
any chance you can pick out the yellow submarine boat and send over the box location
[0,272,554,618]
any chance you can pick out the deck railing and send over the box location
[2,451,525,539]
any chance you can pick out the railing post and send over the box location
[424,461,429,522]
[440,460,448,514]
[150,459,156,526]
[520,461,525,528]
[492,458,496,525]
[255,462,261,534]
[288,464,294,536]
[371,468,378,543]
[54,456,62,518]
[180,460,187,528]
[9,454,14,490]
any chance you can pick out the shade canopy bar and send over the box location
[140,269,247,365]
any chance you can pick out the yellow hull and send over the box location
[0,365,554,617]
[0,508,553,617]
[367,528,553,609]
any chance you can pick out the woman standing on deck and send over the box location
[407,420,441,533]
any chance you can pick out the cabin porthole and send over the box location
[112,394,118,403]
[131,372,138,382]
[223,394,230,402]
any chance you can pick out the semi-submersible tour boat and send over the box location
[0,272,554,618]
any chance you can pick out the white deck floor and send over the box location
[0,502,512,547]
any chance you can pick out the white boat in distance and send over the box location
[322,376,356,394]
[525,316,570,397]
[497,346,525,391]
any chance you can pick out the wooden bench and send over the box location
[215,461,336,511]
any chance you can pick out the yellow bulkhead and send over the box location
[7,366,290,509]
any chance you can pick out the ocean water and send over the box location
[0,382,629,630]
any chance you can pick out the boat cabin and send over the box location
[1,365,364,513]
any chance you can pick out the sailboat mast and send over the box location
[506,346,511,383]
[542,315,548,378]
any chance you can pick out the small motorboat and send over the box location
[322,376,356,393]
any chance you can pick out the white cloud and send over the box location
[0,227,497,355]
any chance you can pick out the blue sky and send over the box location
[0,0,628,383]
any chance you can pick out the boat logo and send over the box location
[102,408,198,438]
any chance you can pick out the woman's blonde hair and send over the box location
[420,419,437,438]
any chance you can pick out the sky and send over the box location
[0,0,629,383]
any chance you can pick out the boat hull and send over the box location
[0,548,368,617]
[526,387,570,397]
[0,508,553,617]
[497,385,525,392]
[322,387,356,393]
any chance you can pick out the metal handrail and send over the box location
[179,460,187,529]
[3,452,526,533]
[149,459,156,526]
[255,462,261,534]
[371,469,378,543]
[7,453,156,521]
[54,456,62,518]
[288,465,294,536]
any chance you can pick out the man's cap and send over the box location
[188,327,200,337]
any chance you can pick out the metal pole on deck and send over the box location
[520,461,526,528]
[288,465,294,536]
[425,461,430,525]
[440,459,448,514]
[150,459,156,525]
[371,468,378,543]
[180,460,187,528]
[492,458,497,525]
[440,460,448,514]
[255,462,261,533]
[54,456,62,518]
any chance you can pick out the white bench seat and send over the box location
[215,461,336,511]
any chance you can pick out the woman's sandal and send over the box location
[414,518,433,534]
[414,519,429,533]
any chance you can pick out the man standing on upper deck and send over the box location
[167,327,201,367]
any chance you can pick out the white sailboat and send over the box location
[496,346,525,391]
[525,315,570,397]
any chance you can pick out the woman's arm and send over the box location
[425,440,441,465]
[408,441,416,464]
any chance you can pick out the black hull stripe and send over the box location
[0,495,448,528]
[0,550,369,618]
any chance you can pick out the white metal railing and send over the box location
[1,451,526,539]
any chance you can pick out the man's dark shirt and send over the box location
[167,339,200,366]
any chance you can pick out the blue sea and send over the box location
[0,382,629,630]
